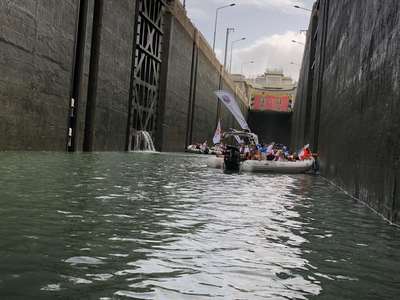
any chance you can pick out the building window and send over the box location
[260,96,265,107]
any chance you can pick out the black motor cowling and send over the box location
[223,145,241,172]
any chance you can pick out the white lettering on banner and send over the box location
[214,90,250,130]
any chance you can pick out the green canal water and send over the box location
[0,152,399,299]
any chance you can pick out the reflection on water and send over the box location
[0,152,399,299]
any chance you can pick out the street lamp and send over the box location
[293,5,312,12]
[292,39,305,46]
[229,37,246,73]
[183,0,186,9]
[223,28,235,72]
[212,3,236,52]
[241,60,254,75]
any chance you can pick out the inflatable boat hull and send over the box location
[206,157,314,174]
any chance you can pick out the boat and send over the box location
[185,145,220,155]
[206,129,314,174]
[205,91,315,174]
[185,148,208,155]
[241,158,314,173]
[206,156,314,174]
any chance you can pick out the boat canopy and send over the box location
[222,129,259,145]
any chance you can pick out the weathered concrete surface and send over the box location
[191,51,220,146]
[292,0,400,223]
[0,0,248,152]
[158,1,248,152]
[0,0,78,150]
[75,0,94,150]
[72,0,135,151]
[249,112,291,146]
[157,11,193,152]
[92,0,135,150]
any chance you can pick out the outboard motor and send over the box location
[223,145,241,172]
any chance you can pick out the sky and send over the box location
[180,0,315,81]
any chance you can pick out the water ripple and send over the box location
[0,152,400,299]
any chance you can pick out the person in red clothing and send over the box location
[300,145,312,160]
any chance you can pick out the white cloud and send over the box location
[241,0,304,9]
[215,48,224,61]
[210,0,306,13]
[232,31,306,80]
[186,6,208,24]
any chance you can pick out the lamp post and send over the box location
[241,60,254,75]
[229,37,246,73]
[212,3,236,52]
[223,27,235,73]
[293,5,312,12]
[292,39,305,46]
[183,0,186,8]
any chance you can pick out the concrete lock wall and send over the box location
[292,0,400,223]
[0,0,79,150]
[0,0,248,152]
[0,0,135,151]
[158,0,248,152]
[92,0,135,151]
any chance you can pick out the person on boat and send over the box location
[215,143,225,157]
[266,150,275,161]
[283,146,290,158]
[248,144,256,160]
[262,143,275,160]
[201,141,209,154]
[287,152,299,161]
[244,144,250,160]
[252,145,262,160]
[260,144,268,160]
[239,143,246,160]
[299,145,312,160]
[239,143,245,154]
[274,150,285,161]
[278,151,286,161]
[264,143,274,160]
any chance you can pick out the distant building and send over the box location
[231,69,297,112]
[248,69,297,113]
[230,74,253,107]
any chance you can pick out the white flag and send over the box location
[214,90,250,130]
[213,119,222,144]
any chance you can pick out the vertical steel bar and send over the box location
[67,0,89,152]
[83,0,104,152]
